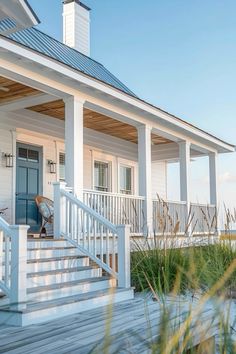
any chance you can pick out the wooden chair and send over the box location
[35,196,54,237]
[0,208,8,215]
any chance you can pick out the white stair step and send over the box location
[0,288,134,326]
[27,276,116,302]
[27,255,89,272]
[27,266,102,287]
[27,239,69,249]
[27,247,81,260]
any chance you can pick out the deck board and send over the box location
[0,295,217,354]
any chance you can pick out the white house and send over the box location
[0,0,234,326]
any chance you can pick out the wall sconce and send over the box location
[48,160,57,174]
[2,153,14,168]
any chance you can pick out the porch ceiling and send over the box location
[27,100,172,145]
[0,76,40,103]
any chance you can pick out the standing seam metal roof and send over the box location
[1,26,136,97]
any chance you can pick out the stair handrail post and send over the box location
[117,224,131,288]
[10,225,29,310]
[53,182,66,239]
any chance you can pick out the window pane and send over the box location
[94,161,109,192]
[59,152,65,181]
[120,166,132,194]
[28,149,39,162]
[18,148,28,161]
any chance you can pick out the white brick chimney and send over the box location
[63,0,91,56]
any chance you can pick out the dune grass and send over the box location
[131,238,236,295]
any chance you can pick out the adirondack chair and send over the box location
[35,196,54,237]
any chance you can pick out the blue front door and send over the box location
[16,143,42,232]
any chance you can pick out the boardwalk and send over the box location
[0,295,217,354]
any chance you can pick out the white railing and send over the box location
[83,190,145,235]
[0,216,29,308]
[54,183,131,288]
[190,203,217,234]
[153,199,188,235]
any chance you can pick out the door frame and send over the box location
[15,141,43,230]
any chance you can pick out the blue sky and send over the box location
[29,0,236,214]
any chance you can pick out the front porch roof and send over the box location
[0,31,235,153]
[0,0,40,35]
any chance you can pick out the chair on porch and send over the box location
[35,196,54,237]
[0,208,8,215]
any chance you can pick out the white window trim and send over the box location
[117,158,137,195]
[93,158,112,192]
[58,150,66,182]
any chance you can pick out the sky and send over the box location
[28,0,236,218]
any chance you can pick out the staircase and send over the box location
[0,237,134,327]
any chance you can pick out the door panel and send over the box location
[18,167,27,194]
[28,168,39,194]
[16,143,42,232]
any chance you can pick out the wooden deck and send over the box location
[0,294,218,354]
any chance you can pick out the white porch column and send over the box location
[138,124,152,235]
[179,141,191,234]
[64,96,85,200]
[209,152,218,206]
[209,152,219,234]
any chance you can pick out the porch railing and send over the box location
[190,203,217,234]
[83,190,145,235]
[54,183,131,288]
[153,199,188,235]
[0,216,29,308]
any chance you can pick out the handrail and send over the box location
[54,183,131,288]
[83,189,145,200]
[83,189,145,234]
[0,216,12,235]
[0,216,29,305]
[153,199,187,206]
[62,189,117,233]
[190,202,216,208]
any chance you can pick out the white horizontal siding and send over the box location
[0,110,168,223]
[152,162,167,199]
[0,129,13,223]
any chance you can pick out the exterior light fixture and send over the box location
[3,153,14,168]
[48,160,57,174]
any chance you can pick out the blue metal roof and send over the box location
[1,26,136,97]
[0,18,17,33]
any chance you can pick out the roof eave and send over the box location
[0,35,234,154]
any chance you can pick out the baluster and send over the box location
[76,206,79,243]
[65,199,69,236]
[93,219,97,258]
[100,223,103,263]
[0,230,3,282]
[112,232,116,272]
[5,235,10,288]
[106,228,109,268]
[87,213,90,252]
[81,209,85,248]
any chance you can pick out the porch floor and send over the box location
[0,294,217,353]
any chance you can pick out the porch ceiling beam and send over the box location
[0,93,59,112]
[84,101,142,128]
[0,62,70,100]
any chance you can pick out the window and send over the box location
[59,152,65,181]
[120,165,132,195]
[94,161,109,192]
[18,147,39,162]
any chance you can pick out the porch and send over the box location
[0,75,219,236]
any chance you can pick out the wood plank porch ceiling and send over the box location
[0,76,171,145]
[0,77,40,103]
[27,100,171,145]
